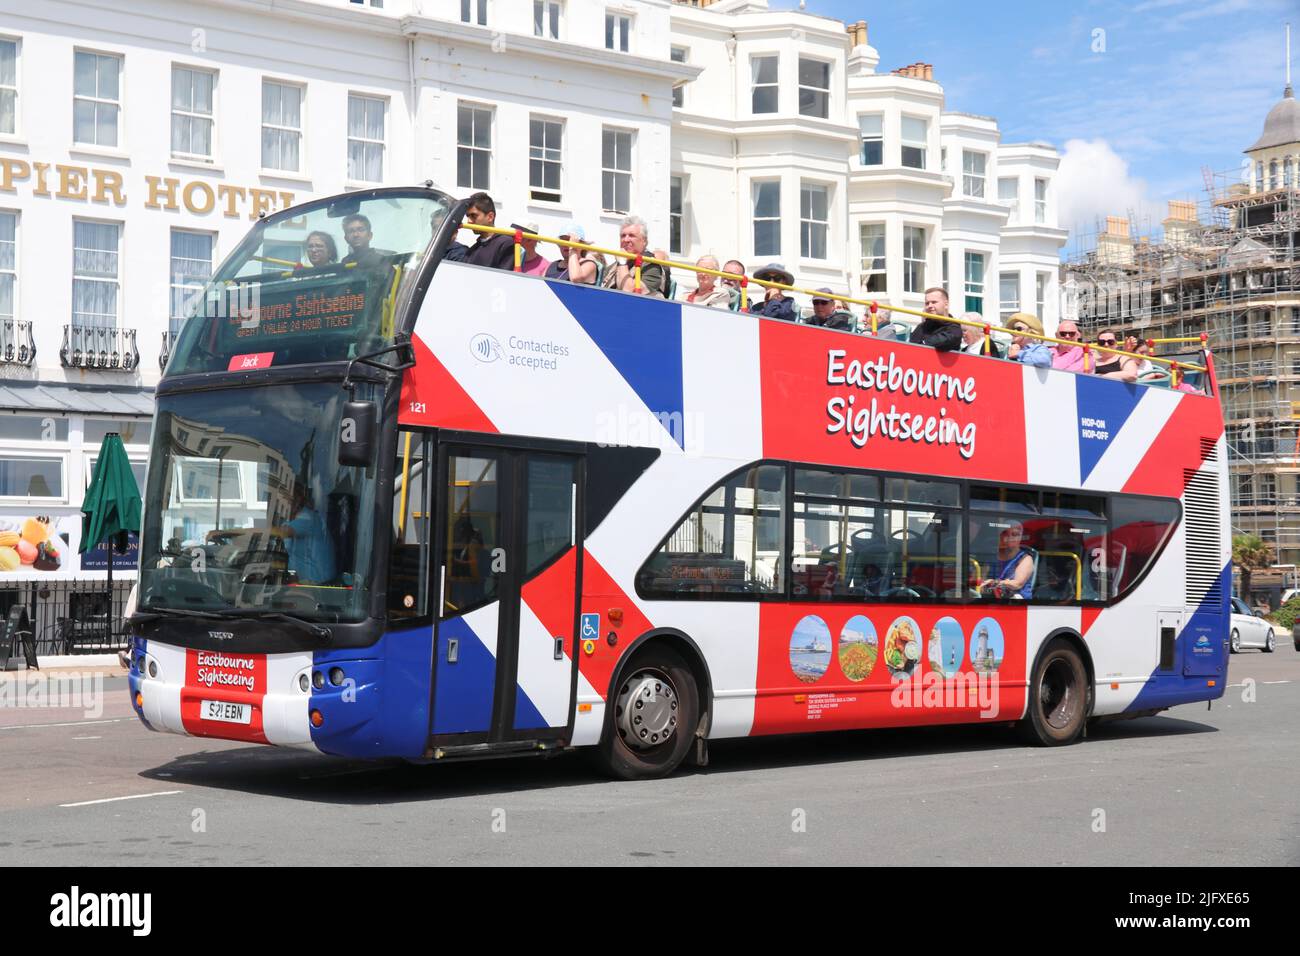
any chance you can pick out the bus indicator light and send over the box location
[310,709,324,727]
[578,703,592,713]
[794,694,807,704]
[607,608,624,626]
[582,639,596,656]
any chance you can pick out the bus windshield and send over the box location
[137,383,379,624]
[165,189,453,375]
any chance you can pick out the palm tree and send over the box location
[1232,534,1274,601]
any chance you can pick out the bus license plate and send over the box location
[200,700,252,724]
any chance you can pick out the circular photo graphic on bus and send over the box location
[928,617,964,678]
[883,616,922,680]
[970,618,1005,674]
[838,615,878,682]
[789,615,832,684]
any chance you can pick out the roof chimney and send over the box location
[923,63,933,81]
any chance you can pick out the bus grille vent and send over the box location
[1183,466,1223,611]
[1199,437,1218,465]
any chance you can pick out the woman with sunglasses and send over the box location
[1092,329,1139,382]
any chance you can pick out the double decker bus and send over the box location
[128,186,1230,779]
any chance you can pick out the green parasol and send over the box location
[80,433,142,639]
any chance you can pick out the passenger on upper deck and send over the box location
[602,216,668,297]
[721,260,746,310]
[1092,329,1139,382]
[513,222,550,276]
[341,215,392,268]
[960,313,1005,358]
[748,263,798,321]
[1129,336,1156,376]
[1051,320,1088,371]
[304,231,338,268]
[544,223,601,285]
[682,256,732,308]
[1006,313,1052,368]
[463,192,516,271]
[910,288,962,351]
[808,289,853,330]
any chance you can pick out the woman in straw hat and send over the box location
[1005,312,1052,367]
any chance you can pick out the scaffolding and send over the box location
[1063,168,1300,574]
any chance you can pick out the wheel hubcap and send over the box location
[615,670,678,751]
[1040,659,1078,730]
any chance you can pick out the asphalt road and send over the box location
[1,645,1296,866]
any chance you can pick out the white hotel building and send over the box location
[0,0,1063,579]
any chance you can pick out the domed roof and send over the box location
[1246,84,1300,153]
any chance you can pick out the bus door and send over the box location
[430,440,582,746]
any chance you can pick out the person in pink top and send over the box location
[513,222,551,276]
[1051,319,1089,372]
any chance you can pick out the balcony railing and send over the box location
[158,330,179,372]
[0,318,35,366]
[60,325,139,371]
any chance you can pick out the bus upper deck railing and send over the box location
[461,222,1211,388]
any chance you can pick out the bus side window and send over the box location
[389,431,431,620]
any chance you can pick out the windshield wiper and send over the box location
[133,606,225,621]
[215,608,331,641]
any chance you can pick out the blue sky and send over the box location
[779,0,1295,251]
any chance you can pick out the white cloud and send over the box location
[1055,138,1159,237]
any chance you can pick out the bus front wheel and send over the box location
[1018,639,1088,746]
[597,645,699,780]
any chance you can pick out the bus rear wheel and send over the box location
[1018,640,1088,746]
[597,645,699,780]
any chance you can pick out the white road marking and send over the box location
[1262,680,1292,685]
[60,790,181,808]
[71,736,102,741]
[0,718,128,731]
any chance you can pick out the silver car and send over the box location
[1230,597,1276,653]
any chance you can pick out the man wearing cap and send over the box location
[910,287,961,351]
[513,222,550,276]
[808,289,854,331]
[545,223,601,285]
[463,192,516,270]
[749,263,798,321]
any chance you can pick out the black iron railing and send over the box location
[60,325,139,371]
[0,318,35,366]
[0,578,134,657]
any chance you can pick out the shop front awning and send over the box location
[0,382,155,416]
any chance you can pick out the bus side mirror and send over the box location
[340,401,377,466]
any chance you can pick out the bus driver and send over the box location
[273,486,336,585]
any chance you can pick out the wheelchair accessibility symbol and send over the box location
[580,613,600,641]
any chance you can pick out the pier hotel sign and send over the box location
[0,157,296,220]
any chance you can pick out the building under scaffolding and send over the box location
[1062,82,1300,602]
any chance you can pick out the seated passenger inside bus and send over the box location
[975,520,1034,600]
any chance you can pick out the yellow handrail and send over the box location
[1036,550,1083,601]
[459,222,1207,375]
